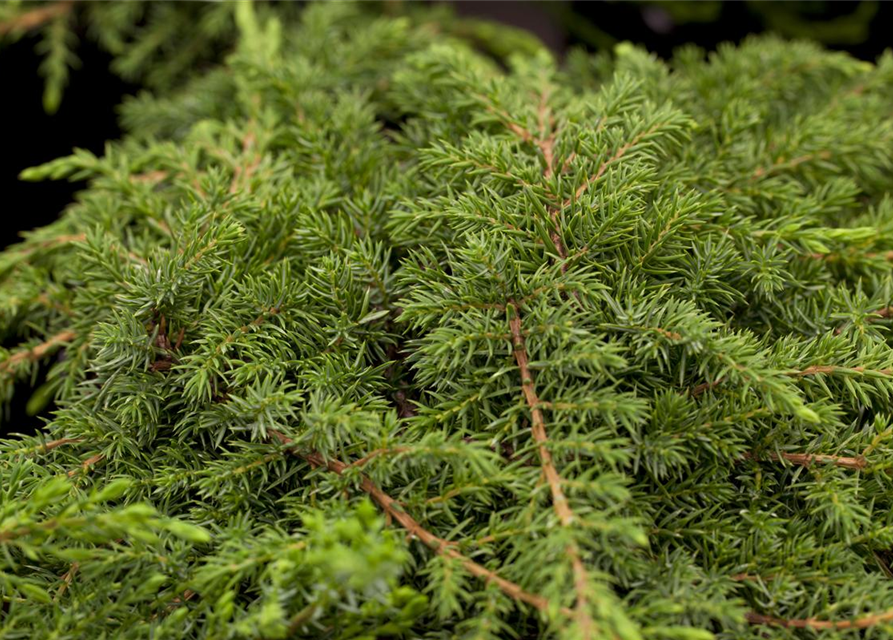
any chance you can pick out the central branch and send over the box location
[508,304,594,637]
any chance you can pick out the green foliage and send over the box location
[5,2,893,638]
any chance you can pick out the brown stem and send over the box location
[746,451,867,470]
[130,170,169,185]
[0,1,73,36]
[508,306,595,637]
[531,87,569,271]
[68,453,105,478]
[730,573,763,582]
[746,608,893,630]
[55,562,79,601]
[549,212,568,269]
[792,365,893,377]
[559,152,577,175]
[491,84,567,268]
[268,430,558,615]
[36,233,87,248]
[476,88,606,621]
[535,85,555,179]
[0,330,76,373]
[229,131,261,194]
[36,292,73,317]
[40,437,82,452]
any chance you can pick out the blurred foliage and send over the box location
[660,1,879,46]
[552,1,883,58]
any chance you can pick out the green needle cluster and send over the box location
[4,2,893,638]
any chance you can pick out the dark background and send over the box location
[1,37,133,247]
[1,1,891,428]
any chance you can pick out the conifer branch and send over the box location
[746,451,867,470]
[566,123,664,207]
[0,510,116,544]
[514,83,557,178]
[6,6,893,636]
[559,152,577,175]
[37,233,87,247]
[488,83,566,263]
[4,437,82,461]
[508,305,595,637]
[484,76,612,623]
[479,95,535,145]
[212,307,281,355]
[549,210,567,265]
[746,608,893,630]
[690,378,723,397]
[130,170,170,185]
[35,292,74,316]
[0,329,76,373]
[532,85,568,264]
[268,430,559,616]
[790,365,893,377]
[730,573,763,582]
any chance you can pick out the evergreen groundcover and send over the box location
[6,2,893,639]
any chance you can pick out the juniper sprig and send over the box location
[5,2,893,639]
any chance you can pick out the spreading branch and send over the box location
[565,123,663,208]
[489,84,568,266]
[508,305,595,637]
[268,430,558,616]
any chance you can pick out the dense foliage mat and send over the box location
[5,3,893,638]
